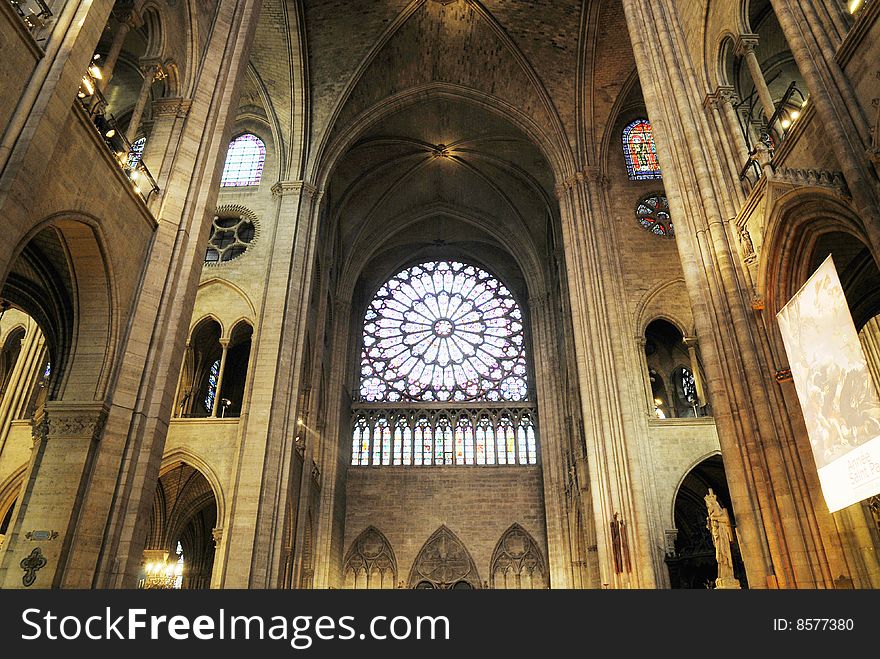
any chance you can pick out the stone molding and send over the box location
[32,404,109,445]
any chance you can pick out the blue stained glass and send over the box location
[203,359,220,412]
[127,137,146,169]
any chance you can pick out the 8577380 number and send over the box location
[773,619,854,631]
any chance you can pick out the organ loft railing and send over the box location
[350,402,539,467]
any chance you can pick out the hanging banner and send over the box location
[776,255,880,512]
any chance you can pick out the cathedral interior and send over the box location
[0,0,879,590]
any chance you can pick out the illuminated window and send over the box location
[359,260,528,403]
[352,261,538,467]
[622,119,662,180]
[173,540,184,590]
[127,137,146,169]
[204,359,220,412]
[220,133,265,187]
[636,193,674,237]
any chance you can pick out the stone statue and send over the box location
[705,488,741,589]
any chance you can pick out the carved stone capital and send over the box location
[554,168,608,197]
[151,97,192,119]
[682,336,699,349]
[35,403,109,444]
[212,527,224,545]
[271,180,318,199]
[114,8,143,30]
[714,85,739,107]
[139,58,164,77]
[734,34,760,57]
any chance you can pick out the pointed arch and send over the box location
[408,525,481,589]
[490,523,548,589]
[343,526,398,589]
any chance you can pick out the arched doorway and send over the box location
[666,455,748,589]
[144,463,219,589]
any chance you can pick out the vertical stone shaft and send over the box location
[621,0,855,588]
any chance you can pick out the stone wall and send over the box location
[344,466,548,587]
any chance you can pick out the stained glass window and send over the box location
[622,119,662,180]
[359,260,528,403]
[636,193,674,237]
[352,260,538,468]
[204,359,220,413]
[127,137,146,169]
[350,409,538,467]
[220,133,265,187]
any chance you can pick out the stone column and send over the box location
[211,339,230,418]
[555,169,660,588]
[621,0,876,588]
[98,9,140,91]
[768,0,880,257]
[682,336,707,409]
[735,35,776,122]
[635,336,654,416]
[210,527,224,589]
[313,297,353,589]
[0,402,107,588]
[125,59,161,143]
[529,292,579,588]
[703,89,747,212]
[66,0,262,589]
[216,180,321,588]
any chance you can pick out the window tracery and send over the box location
[352,260,538,467]
[636,193,674,237]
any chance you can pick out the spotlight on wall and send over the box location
[88,64,102,80]
[849,0,863,14]
[105,129,116,138]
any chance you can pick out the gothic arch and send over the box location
[159,451,226,527]
[0,466,25,524]
[2,214,117,401]
[668,451,723,530]
[758,188,872,319]
[341,202,548,304]
[490,523,548,589]
[407,526,481,589]
[634,276,692,337]
[343,526,398,589]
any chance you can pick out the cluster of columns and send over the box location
[0,0,262,588]
[620,0,880,588]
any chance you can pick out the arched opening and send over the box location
[176,318,222,418]
[643,319,708,418]
[310,91,572,588]
[219,321,253,418]
[220,133,266,188]
[666,455,748,589]
[143,463,218,589]
[733,0,808,152]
